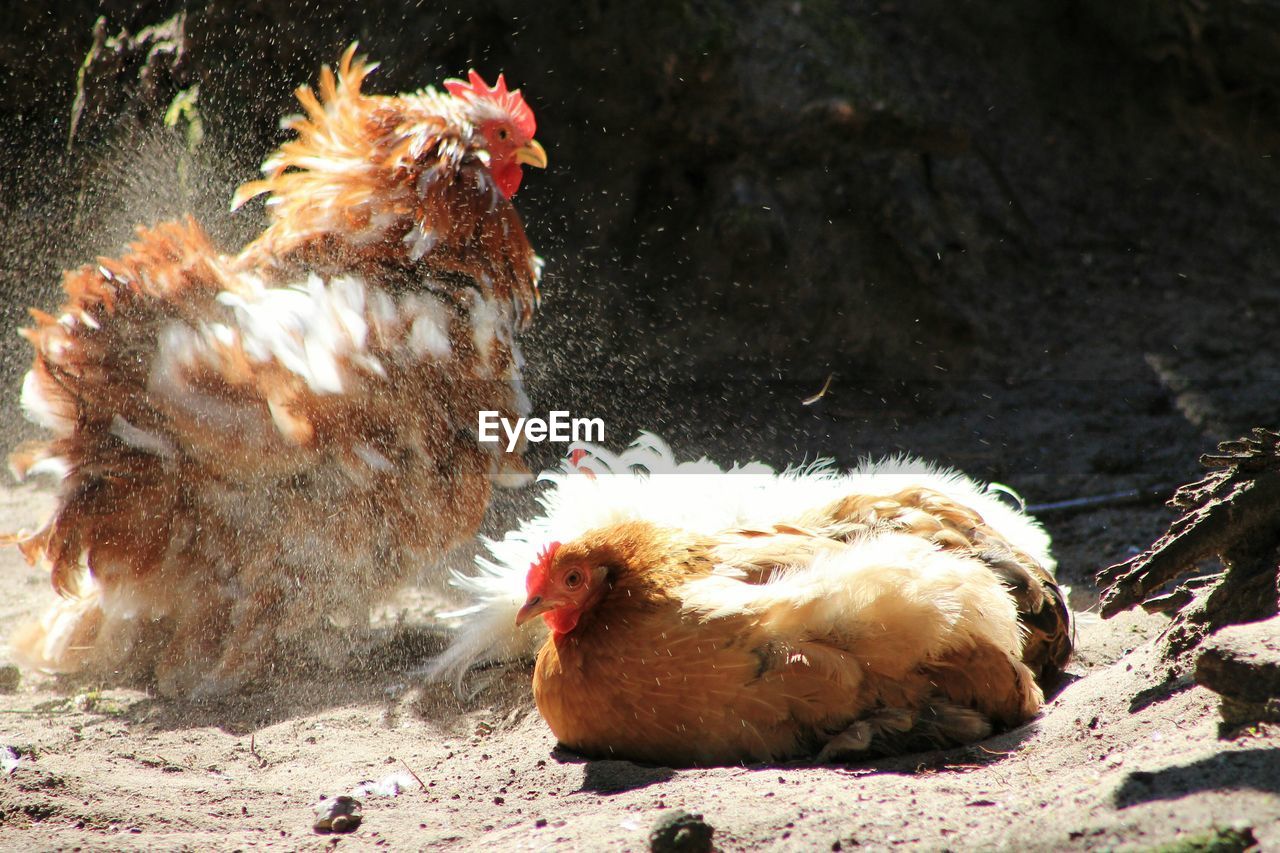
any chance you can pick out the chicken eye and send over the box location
[563,569,583,589]
[497,127,510,140]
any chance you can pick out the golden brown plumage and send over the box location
[517,486,1071,767]
[8,46,547,697]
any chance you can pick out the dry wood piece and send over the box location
[1097,428,1280,620]
[1098,428,1280,722]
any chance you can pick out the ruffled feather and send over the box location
[424,432,1054,684]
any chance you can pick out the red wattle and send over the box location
[544,607,580,637]
[494,163,522,198]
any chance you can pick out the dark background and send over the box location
[3,1,1278,595]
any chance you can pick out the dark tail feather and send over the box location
[978,540,1074,686]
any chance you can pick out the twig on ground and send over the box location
[1027,483,1179,517]
[400,759,426,790]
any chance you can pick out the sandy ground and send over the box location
[1,473,1277,853]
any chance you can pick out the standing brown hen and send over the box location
[505,442,1071,767]
[9,45,547,697]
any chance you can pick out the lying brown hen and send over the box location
[433,435,1072,766]
[9,45,547,697]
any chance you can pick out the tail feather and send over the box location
[971,534,1073,683]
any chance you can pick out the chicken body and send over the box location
[508,444,1071,766]
[10,47,546,697]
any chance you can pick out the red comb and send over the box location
[526,541,561,594]
[444,70,536,139]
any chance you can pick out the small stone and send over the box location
[0,665,20,693]
[649,810,714,853]
[313,795,363,834]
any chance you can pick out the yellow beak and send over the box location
[515,593,556,626]
[515,139,548,169]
